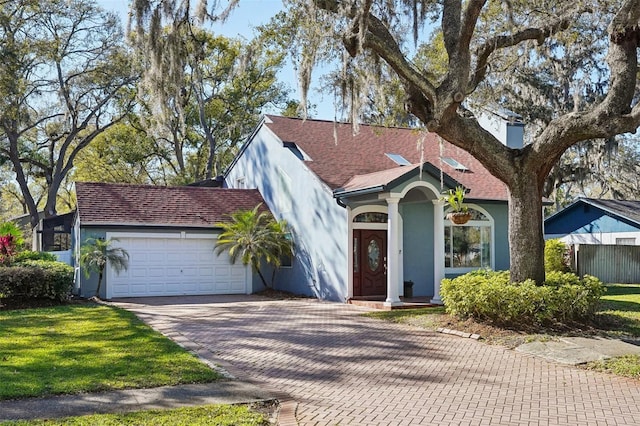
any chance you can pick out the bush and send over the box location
[13,251,58,263]
[545,239,570,273]
[440,269,605,327]
[0,260,73,302]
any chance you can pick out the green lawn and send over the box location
[595,284,640,337]
[0,404,269,426]
[0,304,220,400]
[587,284,640,379]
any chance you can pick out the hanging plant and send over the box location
[443,186,472,225]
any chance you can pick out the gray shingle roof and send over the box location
[264,115,508,201]
[76,182,268,228]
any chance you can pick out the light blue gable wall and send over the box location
[226,124,349,301]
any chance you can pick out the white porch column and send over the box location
[431,200,445,305]
[385,197,402,306]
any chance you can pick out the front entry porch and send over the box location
[345,178,447,308]
[348,295,438,310]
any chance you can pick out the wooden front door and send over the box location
[353,229,387,297]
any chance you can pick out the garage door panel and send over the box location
[107,235,247,298]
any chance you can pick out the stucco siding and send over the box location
[77,228,107,298]
[226,124,349,301]
[479,203,510,271]
[401,202,435,297]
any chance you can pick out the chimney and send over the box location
[476,107,525,149]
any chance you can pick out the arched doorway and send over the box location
[352,212,388,297]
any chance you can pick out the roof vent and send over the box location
[441,157,468,171]
[385,153,411,166]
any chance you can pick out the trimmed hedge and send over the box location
[440,269,605,327]
[13,251,58,263]
[0,260,73,302]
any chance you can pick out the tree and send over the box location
[71,123,165,185]
[131,9,287,183]
[298,0,640,284]
[214,205,293,288]
[130,0,640,284]
[0,0,138,230]
[79,237,129,297]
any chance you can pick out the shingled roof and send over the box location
[76,182,268,228]
[263,115,508,201]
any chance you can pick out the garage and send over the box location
[105,233,249,298]
[74,182,269,299]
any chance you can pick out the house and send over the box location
[544,198,640,246]
[224,115,515,305]
[73,182,269,299]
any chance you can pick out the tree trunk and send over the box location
[507,172,546,284]
[254,264,269,287]
[95,269,104,298]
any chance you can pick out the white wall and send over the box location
[226,121,349,301]
[546,232,640,246]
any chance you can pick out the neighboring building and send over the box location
[544,198,640,246]
[224,115,515,305]
[73,182,269,299]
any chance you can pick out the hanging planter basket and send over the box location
[447,211,473,225]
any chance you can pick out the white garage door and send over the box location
[105,233,248,298]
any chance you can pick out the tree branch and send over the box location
[361,14,437,106]
[468,9,581,93]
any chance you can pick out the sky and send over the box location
[96,0,336,119]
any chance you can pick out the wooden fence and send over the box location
[574,244,640,284]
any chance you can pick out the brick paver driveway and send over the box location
[114,296,640,425]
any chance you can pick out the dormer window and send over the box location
[385,153,411,166]
[441,157,468,171]
[284,141,312,161]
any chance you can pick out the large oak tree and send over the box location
[133,0,640,284]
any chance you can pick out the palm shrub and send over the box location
[80,237,129,297]
[215,205,293,287]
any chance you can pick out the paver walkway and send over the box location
[113,296,640,426]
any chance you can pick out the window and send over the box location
[441,157,468,171]
[236,177,246,189]
[616,237,636,245]
[444,208,492,270]
[353,212,388,223]
[385,153,411,166]
[280,231,294,268]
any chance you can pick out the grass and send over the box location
[0,303,220,400]
[364,284,640,380]
[594,284,640,337]
[0,404,270,426]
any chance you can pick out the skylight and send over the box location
[441,157,468,171]
[385,153,411,166]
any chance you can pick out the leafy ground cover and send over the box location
[364,284,640,379]
[0,303,220,399]
[0,404,271,426]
